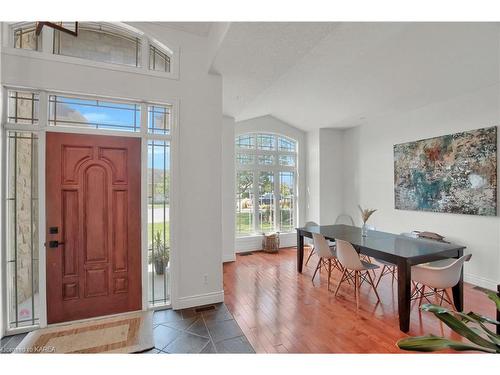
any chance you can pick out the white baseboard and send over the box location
[464,273,498,291]
[236,233,296,253]
[173,290,225,310]
[222,253,236,263]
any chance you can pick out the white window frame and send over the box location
[2,22,179,80]
[0,85,179,337]
[235,132,298,237]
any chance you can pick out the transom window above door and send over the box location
[235,133,298,237]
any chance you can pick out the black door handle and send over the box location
[47,240,64,248]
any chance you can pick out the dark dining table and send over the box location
[296,224,466,332]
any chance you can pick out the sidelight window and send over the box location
[147,140,171,306]
[6,131,39,329]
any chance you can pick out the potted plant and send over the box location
[397,289,499,353]
[358,205,377,237]
[149,231,170,276]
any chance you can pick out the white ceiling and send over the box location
[212,22,499,131]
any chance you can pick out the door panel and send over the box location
[46,132,141,324]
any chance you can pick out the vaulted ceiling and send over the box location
[209,22,499,131]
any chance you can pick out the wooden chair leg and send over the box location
[305,246,315,266]
[355,271,360,309]
[312,258,322,281]
[366,270,381,303]
[375,265,386,288]
[327,259,332,291]
[419,285,426,305]
[335,269,347,296]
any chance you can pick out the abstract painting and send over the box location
[394,126,497,216]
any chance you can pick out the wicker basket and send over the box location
[262,232,280,253]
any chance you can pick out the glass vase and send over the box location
[361,223,368,237]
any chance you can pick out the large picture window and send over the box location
[235,133,297,237]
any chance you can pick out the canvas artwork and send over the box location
[394,126,497,216]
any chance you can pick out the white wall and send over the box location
[0,22,224,313]
[342,84,500,290]
[306,128,345,224]
[234,115,306,251]
[222,116,236,262]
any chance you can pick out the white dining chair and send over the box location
[304,221,319,266]
[334,239,381,309]
[311,233,342,290]
[411,254,471,308]
[334,214,355,226]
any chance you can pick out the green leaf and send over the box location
[427,308,498,350]
[467,312,500,326]
[485,291,500,312]
[421,303,450,314]
[397,335,496,353]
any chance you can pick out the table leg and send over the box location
[452,249,464,311]
[297,232,304,273]
[397,259,411,333]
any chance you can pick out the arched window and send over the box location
[10,22,173,73]
[235,133,297,236]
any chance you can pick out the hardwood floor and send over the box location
[223,247,496,353]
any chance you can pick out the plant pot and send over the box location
[154,260,165,275]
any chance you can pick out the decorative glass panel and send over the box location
[8,91,39,125]
[149,45,171,72]
[278,137,296,152]
[258,172,275,233]
[53,24,141,67]
[236,171,254,236]
[14,25,40,51]
[279,155,295,166]
[258,155,274,165]
[236,135,255,149]
[6,132,39,328]
[256,134,275,150]
[237,153,254,165]
[147,140,170,306]
[49,95,141,132]
[279,172,295,232]
[148,105,171,135]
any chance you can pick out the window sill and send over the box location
[2,47,180,81]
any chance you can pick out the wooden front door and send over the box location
[46,132,142,324]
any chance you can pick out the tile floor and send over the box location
[0,303,254,354]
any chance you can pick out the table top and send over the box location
[297,224,465,263]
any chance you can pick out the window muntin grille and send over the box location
[256,134,276,150]
[149,45,171,73]
[148,105,171,135]
[279,154,295,167]
[257,155,274,165]
[278,137,296,152]
[48,95,141,132]
[6,131,39,329]
[147,140,171,306]
[7,91,40,125]
[13,25,40,51]
[53,24,142,67]
[236,153,254,165]
[235,134,255,149]
[235,132,298,236]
